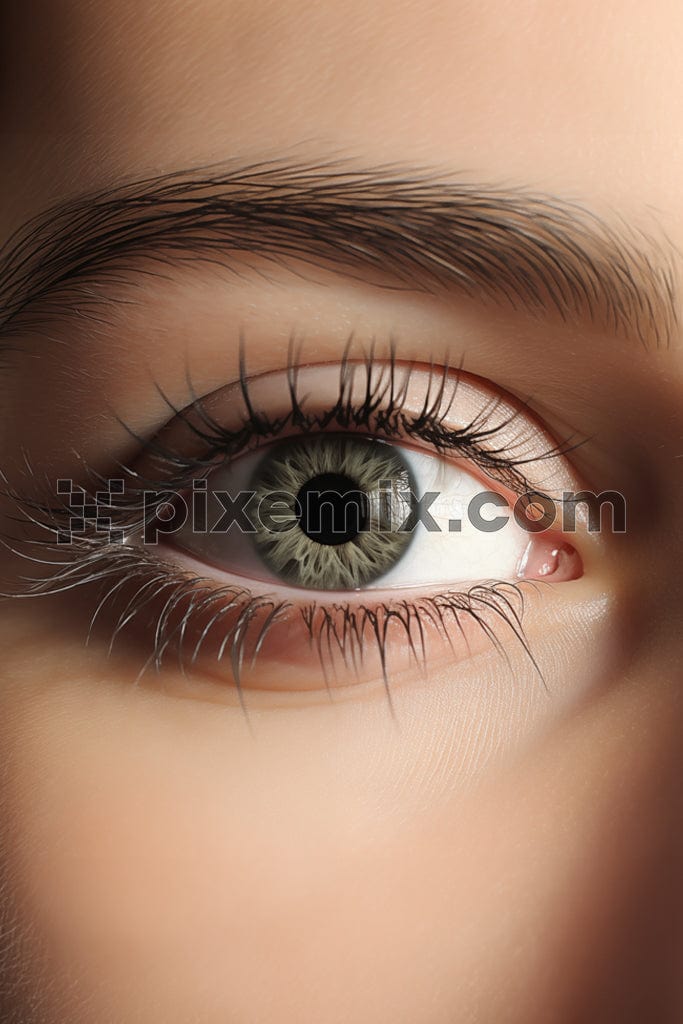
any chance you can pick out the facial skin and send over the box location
[1,2,682,1022]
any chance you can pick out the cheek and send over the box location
[0,628,670,1024]
[0,554,646,1024]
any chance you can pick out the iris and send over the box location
[250,435,416,590]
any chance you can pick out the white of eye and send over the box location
[170,441,529,591]
[375,446,525,588]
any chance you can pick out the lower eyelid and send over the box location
[0,488,583,700]
[92,532,580,695]
[186,588,533,695]
[89,547,537,695]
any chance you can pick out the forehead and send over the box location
[1,1,683,236]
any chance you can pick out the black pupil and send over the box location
[296,472,369,546]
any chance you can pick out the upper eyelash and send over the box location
[0,339,569,547]
[115,337,578,504]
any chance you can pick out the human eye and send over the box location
[3,345,591,704]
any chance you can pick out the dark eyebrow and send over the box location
[0,158,678,347]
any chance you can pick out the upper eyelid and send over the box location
[0,158,676,351]
[122,357,578,504]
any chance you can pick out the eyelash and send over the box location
[128,340,570,498]
[0,342,559,702]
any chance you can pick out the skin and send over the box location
[1,2,682,1021]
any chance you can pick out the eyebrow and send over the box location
[0,158,678,347]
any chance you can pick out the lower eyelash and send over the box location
[0,485,542,709]
[300,583,541,708]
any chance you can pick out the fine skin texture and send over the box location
[1,2,682,1022]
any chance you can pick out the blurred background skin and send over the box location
[0,2,683,1021]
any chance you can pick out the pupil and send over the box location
[296,472,369,546]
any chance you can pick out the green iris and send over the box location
[249,435,416,590]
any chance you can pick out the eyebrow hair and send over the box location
[0,158,678,347]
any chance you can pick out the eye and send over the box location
[168,433,537,591]
[88,356,585,695]
[5,354,588,699]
